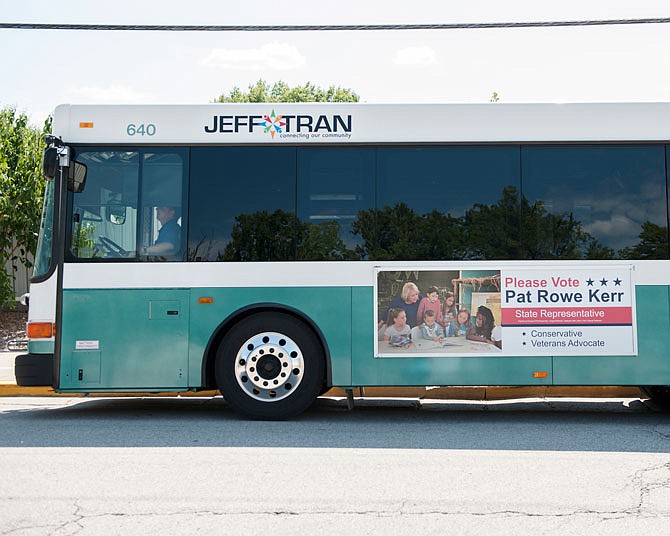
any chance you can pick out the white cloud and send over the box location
[202,43,306,71]
[66,85,154,103]
[393,46,438,66]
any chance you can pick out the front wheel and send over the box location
[215,313,326,419]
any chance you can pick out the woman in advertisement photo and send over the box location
[384,282,423,328]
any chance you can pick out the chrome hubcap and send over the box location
[234,331,304,402]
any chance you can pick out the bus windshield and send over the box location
[32,179,55,278]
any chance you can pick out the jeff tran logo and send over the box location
[204,109,353,140]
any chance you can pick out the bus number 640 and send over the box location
[126,123,156,136]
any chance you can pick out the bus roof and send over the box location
[53,102,670,145]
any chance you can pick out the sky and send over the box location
[2,0,670,125]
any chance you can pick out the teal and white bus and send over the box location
[16,103,670,418]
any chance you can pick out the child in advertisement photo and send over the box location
[420,309,445,341]
[416,286,443,326]
[384,308,412,347]
[467,305,502,349]
[442,291,458,326]
[447,308,472,337]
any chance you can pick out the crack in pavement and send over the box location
[6,503,670,534]
[629,459,670,515]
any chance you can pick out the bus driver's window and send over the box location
[140,152,186,260]
[69,151,139,260]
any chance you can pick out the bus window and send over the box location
[297,148,374,259]
[522,145,668,259]
[140,151,187,260]
[188,147,296,262]
[376,146,520,261]
[69,151,139,259]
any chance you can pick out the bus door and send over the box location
[59,149,190,391]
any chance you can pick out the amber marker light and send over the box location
[79,122,94,128]
[27,322,55,338]
[533,371,548,379]
[198,297,214,304]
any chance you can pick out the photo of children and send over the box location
[376,269,502,356]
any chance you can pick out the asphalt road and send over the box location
[1,396,669,535]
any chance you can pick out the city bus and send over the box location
[15,102,670,419]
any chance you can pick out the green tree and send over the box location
[352,204,463,261]
[214,79,359,103]
[296,220,355,261]
[352,203,421,261]
[0,108,50,308]
[222,210,297,261]
[222,210,355,262]
[464,187,523,259]
[618,222,669,259]
[465,186,612,260]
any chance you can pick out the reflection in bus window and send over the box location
[188,147,296,261]
[523,145,668,259]
[298,148,374,259]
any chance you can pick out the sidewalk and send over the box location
[0,350,27,396]
[0,350,19,383]
[0,349,644,399]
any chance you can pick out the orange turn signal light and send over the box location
[533,371,548,379]
[198,297,213,304]
[79,122,94,129]
[27,322,55,339]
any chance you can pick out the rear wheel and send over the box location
[640,386,670,409]
[215,312,325,419]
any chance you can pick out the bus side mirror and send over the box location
[42,147,58,180]
[68,162,88,193]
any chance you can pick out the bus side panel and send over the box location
[59,289,190,390]
[187,287,352,388]
[351,285,553,386]
[553,285,670,385]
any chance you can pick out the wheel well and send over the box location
[201,304,332,390]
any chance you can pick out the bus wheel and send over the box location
[215,313,325,420]
[640,386,670,410]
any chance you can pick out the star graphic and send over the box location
[613,278,622,286]
[600,278,608,286]
[586,278,594,286]
[260,109,286,139]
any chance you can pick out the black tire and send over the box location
[640,386,670,410]
[215,312,325,419]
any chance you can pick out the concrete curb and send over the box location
[0,382,644,399]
